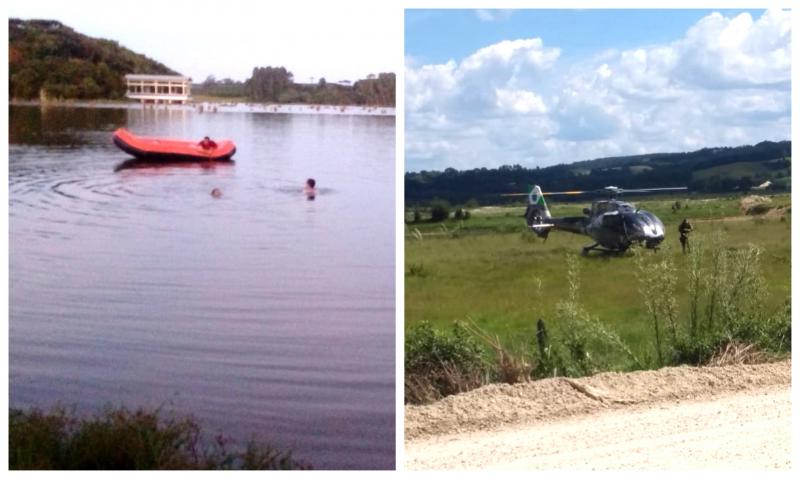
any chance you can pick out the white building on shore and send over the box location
[125,74,192,104]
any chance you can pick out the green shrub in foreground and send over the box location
[637,236,791,366]
[9,406,309,470]
[405,321,487,404]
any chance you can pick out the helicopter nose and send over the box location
[639,211,665,247]
[624,211,665,247]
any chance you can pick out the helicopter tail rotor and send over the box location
[525,185,555,238]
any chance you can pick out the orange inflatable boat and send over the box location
[113,128,237,161]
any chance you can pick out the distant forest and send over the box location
[9,18,395,107]
[406,141,791,205]
[193,69,395,107]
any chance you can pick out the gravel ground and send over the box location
[405,360,790,470]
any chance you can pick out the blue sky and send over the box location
[406,9,767,65]
[405,9,792,172]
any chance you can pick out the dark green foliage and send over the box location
[407,262,431,277]
[9,406,308,470]
[352,73,396,106]
[241,67,395,106]
[429,201,450,222]
[9,19,177,100]
[244,66,294,102]
[405,322,487,403]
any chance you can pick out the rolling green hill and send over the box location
[9,18,178,100]
[692,159,790,183]
[406,141,791,204]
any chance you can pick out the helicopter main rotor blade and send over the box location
[617,187,688,194]
[500,186,687,197]
[499,190,588,197]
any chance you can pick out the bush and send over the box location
[429,201,450,222]
[9,406,308,470]
[636,236,790,367]
[405,322,487,404]
[407,262,430,277]
[545,255,640,376]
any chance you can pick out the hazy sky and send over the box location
[405,9,792,172]
[8,0,399,83]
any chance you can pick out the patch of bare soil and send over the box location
[405,360,790,441]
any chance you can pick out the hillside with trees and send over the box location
[9,18,177,100]
[406,141,791,205]
[9,18,395,107]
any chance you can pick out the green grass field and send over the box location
[405,194,790,370]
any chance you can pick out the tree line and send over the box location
[194,68,395,107]
[406,141,791,205]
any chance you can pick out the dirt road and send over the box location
[405,361,790,470]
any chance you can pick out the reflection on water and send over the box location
[113,158,236,172]
[9,105,395,470]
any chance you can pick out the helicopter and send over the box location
[506,185,687,255]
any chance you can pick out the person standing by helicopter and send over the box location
[679,218,693,253]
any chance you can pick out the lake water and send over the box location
[9,104,396,470]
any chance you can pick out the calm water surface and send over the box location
[9,105,395,469]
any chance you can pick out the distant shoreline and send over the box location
[10,99,396,117]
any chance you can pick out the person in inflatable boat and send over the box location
[199,136,218,149]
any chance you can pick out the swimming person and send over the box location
[304,178,317,200]
[199,136,218,150]
[211,188,222,198]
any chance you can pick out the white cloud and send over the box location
[460,38,560,72]
[675,10,791,89]
[406,9,791,171]
[475,9,514,23]
[495,88,547,114]
[405,60,458,111]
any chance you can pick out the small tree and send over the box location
[429,201,450,222]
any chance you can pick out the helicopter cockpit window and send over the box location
[593,202,610,215]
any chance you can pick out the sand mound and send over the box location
[740,195,772,215]
[405,360,790,440]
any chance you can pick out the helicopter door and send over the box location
[601,211,624,231]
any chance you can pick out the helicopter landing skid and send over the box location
[581,242,628,256]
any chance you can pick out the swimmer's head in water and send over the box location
[306,178,316,188]
[211,188,222,198]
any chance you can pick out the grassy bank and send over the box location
[9,406,309,470]
[405,194,791,403]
